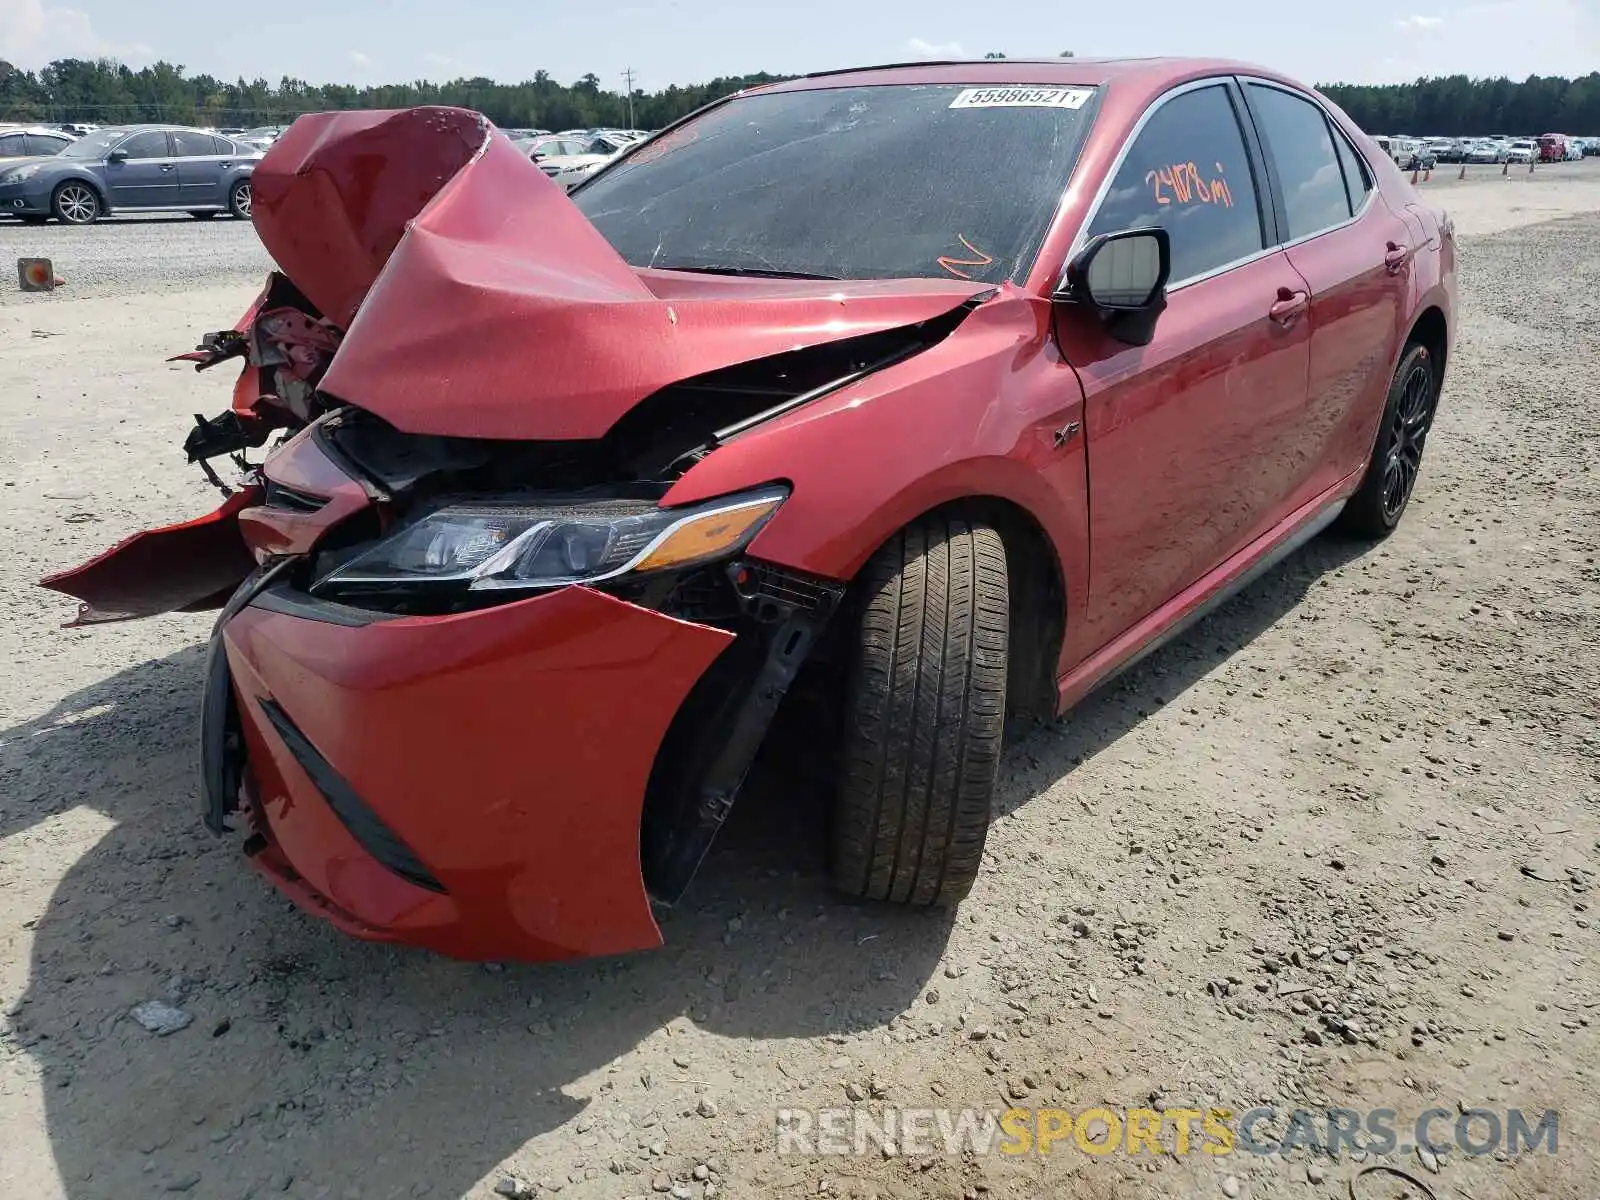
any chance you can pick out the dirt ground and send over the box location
[1,165,1597,1200]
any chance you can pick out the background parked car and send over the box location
[234,125,287,153]
[0,126,75,160]
[1506,138,1537,163]
[0,125,259,224]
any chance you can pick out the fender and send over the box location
[663,287,1090,677]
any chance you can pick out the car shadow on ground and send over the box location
[1,533,1366,1200]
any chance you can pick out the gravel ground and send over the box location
[1,168,1597,1200]
[0,212,271,302]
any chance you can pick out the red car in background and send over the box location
[1537,133,1569,162]
[43,58,1454,962]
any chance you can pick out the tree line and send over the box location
[3,57,1599,136]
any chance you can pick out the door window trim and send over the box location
[114,130,173,160]
[1068,74,1385,292]
[1236,76,1376,251]
[1063,75,1277,293]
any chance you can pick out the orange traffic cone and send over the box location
[1458,164,1466,180]
[1411,166,1420,184]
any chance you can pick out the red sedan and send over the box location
[43,58,1454,962]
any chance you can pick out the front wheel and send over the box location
[51,182,100,225]
[831,509,1009,907]
[228,180,252,220]
[1337,342,1439,538]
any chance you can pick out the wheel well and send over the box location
[1409,306,1448,380]
[857,497,1065,722]
[53,178,105,206]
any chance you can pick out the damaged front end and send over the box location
[39,105,986,958]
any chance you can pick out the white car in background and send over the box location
[1505,139,1537,163]
[522,132,636,189]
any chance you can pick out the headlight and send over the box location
[0,164,44,184]
[314,486,787,596]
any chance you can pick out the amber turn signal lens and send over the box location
[632,498,783,572]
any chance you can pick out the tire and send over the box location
[51,182,100,225]
[832,509,1009,907]
[1337,341,1439,539]
[228,179,252,220]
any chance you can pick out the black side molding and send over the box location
[256,698,447,894]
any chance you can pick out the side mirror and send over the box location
[1055,227,1171,346]
[106,149,128,163]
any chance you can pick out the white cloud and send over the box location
[907,36,965,57]
[0,0,151,68]
[348,50,373,70]
[1395,14,1446,31]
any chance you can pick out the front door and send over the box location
[105,130,178,208]
[1057,80,1312,660]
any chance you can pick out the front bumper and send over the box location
[215,582,733,961]
[0,181,53,215]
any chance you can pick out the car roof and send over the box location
[753,56,1302,95]
[0,126,74,136]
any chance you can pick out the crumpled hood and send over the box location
[250,107,989,441]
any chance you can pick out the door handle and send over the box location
[160,164,174,172]
[1384,241,1411,274]
[1268,287,1309,326]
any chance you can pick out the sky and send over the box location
[1,0,1596,89]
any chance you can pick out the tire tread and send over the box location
[833,509,1008,907]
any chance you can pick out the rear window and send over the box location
[574,83,1098,284]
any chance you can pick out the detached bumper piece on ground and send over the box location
[42,57,1452,961]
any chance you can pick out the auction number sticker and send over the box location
[949,86,1094,110]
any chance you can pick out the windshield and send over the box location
[572,83,1097,284]
[59,130,122,159]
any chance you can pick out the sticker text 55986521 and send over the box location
[949,87,1095,111]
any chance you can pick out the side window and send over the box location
[1245,84,1352,240]
[1331,126,1372,214]
[119,131,170,159]
[212,136,239,156]
[25,133,68,155]
[0,133,26,155]
[1087,84,1265,285]
[171,130,216,157]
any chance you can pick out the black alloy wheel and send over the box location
[1382,352,1436,522]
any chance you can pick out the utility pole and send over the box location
[621,66,637,127]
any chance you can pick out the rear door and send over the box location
[25,132,73,156]
[105,130,179,208]
[172,129,229,206]
[1063,80,1314,657]
[1241,81,1416,505]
